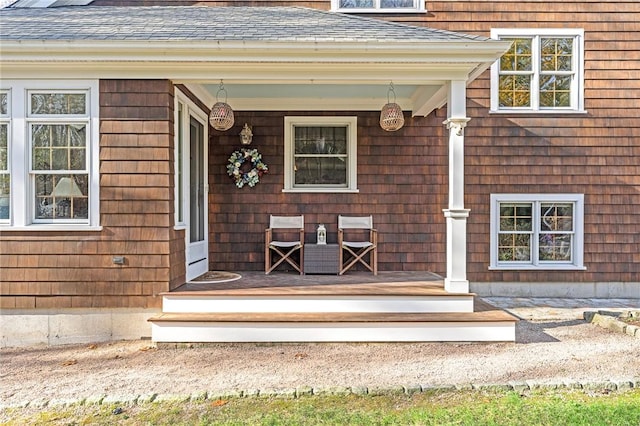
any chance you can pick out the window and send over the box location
[0,80,100,229]
[0,91,9,222]
[490,194,585,270]
[284,116,358,193]
[331,0,424,13]
[490,29,585,113]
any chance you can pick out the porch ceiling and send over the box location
[188,83,443,116]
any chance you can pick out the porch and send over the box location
[149,271,518,343]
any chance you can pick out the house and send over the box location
[1,1,638,347]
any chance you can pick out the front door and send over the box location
[176,90,209,282]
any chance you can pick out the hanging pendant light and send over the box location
[209,80,235,131]
[379,82,405,132]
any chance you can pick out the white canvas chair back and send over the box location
[338,215,373,230]
[270,215,304,229]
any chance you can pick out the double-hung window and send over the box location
[490,29,585,113]
[284,116,358,193]
[490,194,585,270]
[0,80,100,229]
[331,0,424,13]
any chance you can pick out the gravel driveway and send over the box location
[2,304,639,409]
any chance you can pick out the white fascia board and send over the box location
[0,39,512,64]
[1,61,474,83]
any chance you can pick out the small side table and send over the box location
[304,244,339,275]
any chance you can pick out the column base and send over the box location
[445,278,469,294]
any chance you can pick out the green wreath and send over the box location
[226,148,268,188]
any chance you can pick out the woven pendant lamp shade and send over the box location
[379,82,405,131]
[380,102,405,132]
[209,81,235,131]
[209,101,234,131]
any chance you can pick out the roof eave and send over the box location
[0,39,512,64]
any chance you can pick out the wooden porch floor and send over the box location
[169,271,450,296]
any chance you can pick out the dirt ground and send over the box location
[1,319,639,409]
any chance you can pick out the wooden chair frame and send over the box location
[338,215,378,275]
[265,215,304,274]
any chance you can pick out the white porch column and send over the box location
[443,80,470,293]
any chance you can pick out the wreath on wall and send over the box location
[226,148,269,188]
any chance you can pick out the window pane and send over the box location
[293,125,349,187]
[31,124,87,171]
[539,234,572,261]
[0,124,7,170]
[30,93,86,115]
[0,174,9,220]
[540,203,573,231]
[0,92,7,115]
[294,127,347,155]
[541,38,573,72]
[500,39,532,72]
[295,157,347,186]
[339,0,373,7]
[499,203,532,231]
[381,0,414,7]
[499,76,531,108]
[35,174,88,220]
[540,75,572,107]
[498,233,531,261]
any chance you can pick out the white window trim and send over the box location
[283,116,359,193]
[0,80,101,231]
[489,194,586,270]
[331,0,425,13]
[490,28,586,114]
[173,88,209,230]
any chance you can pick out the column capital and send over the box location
[442,117,471,136]
[442,208,471,219]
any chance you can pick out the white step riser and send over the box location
[151,322,515,343]
[162,296,474,314]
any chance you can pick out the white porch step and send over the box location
[161,294,474,314]
[149,310,517,343]
[160,281,475,314]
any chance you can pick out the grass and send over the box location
[2,388,639,426]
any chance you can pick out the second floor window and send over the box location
[491,29,585,113]
[332,0,424,12]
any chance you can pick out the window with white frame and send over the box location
[0,91,9,222]
[284,116,358,192]
[331,0,424,13]
[490,29,585,113]
[0,81,100,229]
[490,194,585,270]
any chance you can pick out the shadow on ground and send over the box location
[514,320,588,344]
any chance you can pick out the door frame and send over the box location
[174,89,209,281]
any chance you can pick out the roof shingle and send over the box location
[0,6,489,43]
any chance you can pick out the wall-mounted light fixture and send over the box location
[239,123,253,145]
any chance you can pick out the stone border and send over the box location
[584,310,640,338]
[3,379,639,410]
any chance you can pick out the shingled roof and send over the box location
[0,6,489,43]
